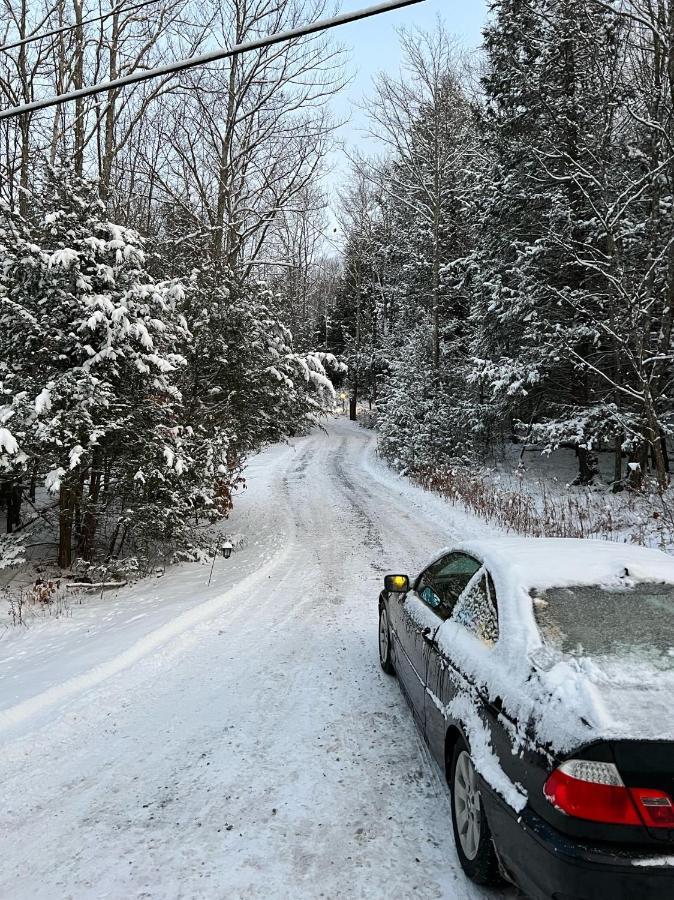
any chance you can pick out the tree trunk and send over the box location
[17,0,30,218]
[107,519,121,560]
[644,387,669,491]
[627,442,649,492]
[49,1,67,165]
[574,446,598,486]
[661,429,670,473]
[431,178,441,368]
[114,525,128,559]
[3,481,22,533]
[213,54,239,268]
[430,75,442,371]
[612,433,623,492]
[80,450,102,561]
[58,481,75,568]
[99,10,120,203]
[73,0,85,177]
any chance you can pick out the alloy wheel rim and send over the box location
[379,609,389,662]
[454,750,481,861]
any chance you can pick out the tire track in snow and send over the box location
[0,537,298,736]
[0,441,307,737]
[0,419,511,900]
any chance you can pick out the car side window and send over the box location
[416,553,482,621]
[451,571,500,647]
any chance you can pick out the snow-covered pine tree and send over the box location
[176,266,337,462]
[1,168,339,568]
[0,167,191,565]
[470,0,641,485]
[339,24,477,465]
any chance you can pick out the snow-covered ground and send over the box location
[0,417,512,900]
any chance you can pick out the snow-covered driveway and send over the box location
[0,417,512,900]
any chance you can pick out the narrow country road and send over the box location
[0,418,512,900]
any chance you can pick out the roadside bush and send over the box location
[416,465,674,548]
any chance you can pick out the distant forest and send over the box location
[333,1,674,493]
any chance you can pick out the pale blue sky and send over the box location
[325,0,489,219]
[332,1,487,156]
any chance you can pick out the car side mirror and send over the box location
[384,574,409,593]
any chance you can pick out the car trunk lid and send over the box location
[611,740,674,843]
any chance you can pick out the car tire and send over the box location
[378,604,395,675]
[450,737,502,886]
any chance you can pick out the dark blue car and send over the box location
[378,537,674,900]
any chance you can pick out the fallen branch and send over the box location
[66,581,128,591]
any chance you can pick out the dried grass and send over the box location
[415,466,674,549]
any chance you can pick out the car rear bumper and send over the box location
[481,783,674,900]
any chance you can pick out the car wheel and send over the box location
[378,605,395,674]
[450,738,501,885]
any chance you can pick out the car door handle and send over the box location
[422,628,437,647]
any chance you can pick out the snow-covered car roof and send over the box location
[452,536,674,593]
[426,537,674,756]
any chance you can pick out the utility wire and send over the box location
[0,0,164,54]
[0,0,426,121]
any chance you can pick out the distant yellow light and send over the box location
[390,575,407,591]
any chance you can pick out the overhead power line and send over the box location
[0,0,426,121]
[0,0,164,55]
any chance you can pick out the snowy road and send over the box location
[0,417,512,900]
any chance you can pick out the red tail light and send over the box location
[544,760,674,829]
[544,760,641,825]
[632,788,674,828]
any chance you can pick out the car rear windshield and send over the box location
[532,582,674,670]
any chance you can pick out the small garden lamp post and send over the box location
[208,539,234,586]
